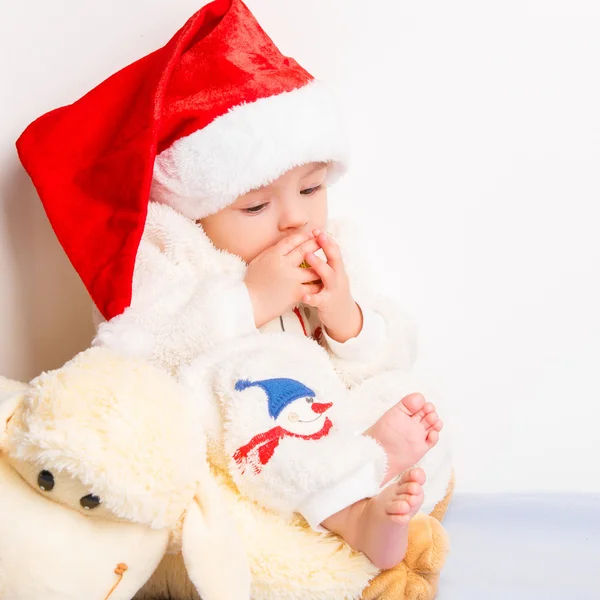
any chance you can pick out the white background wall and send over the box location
[1,0,599,493]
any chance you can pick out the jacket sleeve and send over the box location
[321,304,387,362]
[321,219,419,387]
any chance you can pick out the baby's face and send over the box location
[199,162,328,263]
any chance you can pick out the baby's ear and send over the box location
[0,376,27,447]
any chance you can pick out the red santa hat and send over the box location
[16,0,349,321]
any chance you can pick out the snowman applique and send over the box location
[232,378,334,475]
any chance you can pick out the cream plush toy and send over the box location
[0,347,250,600]
[0,344,452,600]
[0,346,451,600]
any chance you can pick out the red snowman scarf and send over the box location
[233,416,333,475]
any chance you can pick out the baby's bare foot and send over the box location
[354,468,426,569]
[364,393,442,484]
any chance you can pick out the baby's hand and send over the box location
[302,230,363,343]
[245,232,322,328]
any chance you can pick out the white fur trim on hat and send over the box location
[150,79,349,220]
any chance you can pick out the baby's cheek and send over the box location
[308,211,327,231]
[234,225,281,264]
[308,190,328,229]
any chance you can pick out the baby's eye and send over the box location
[243,203,269,214]
[80,494,101,510]
[37,470,55,492]
[300,185,322,196]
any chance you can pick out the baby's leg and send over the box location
[364,392,442,484]
[322,468,426,570]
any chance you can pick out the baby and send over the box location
[197,160,444,568]
[16,0,447,571]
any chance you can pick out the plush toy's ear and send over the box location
[181,467,251,600]
[0,376,27,447]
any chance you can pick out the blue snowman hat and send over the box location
[235,377,315,420]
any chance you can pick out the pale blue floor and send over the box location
[438,494,600,600]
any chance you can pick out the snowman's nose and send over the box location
[311,402,333,414]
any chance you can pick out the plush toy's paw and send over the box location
[359,514,449,600]
[360,561,409,600]
[403,514,449,574]
[405,571,440,600]
[360,562,440,600]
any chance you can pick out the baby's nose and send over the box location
[311,402,333,414]
[279,199,309,231]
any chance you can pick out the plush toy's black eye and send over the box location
[80,494,101,510]
[37,470,55,492]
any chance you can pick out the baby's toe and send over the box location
[426,429,440,447]
[402,481,422,497]
[401,393,426,415]
[389,513,412,526]
[389,498,411,516]
[389,487,424,518]
[431,419,443,432]
[404,490,423,509]
[423,411,439,427]
[403,467,426,486]
[412,401,434,421]
[422,402,436,415]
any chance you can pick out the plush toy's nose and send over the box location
[311,402,333,414]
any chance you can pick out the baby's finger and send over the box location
[285,237,320,266]
[302,290,326,308]
[297,267,321,283]
[273,232,315,257]
[304,251,335,287]
[301,282,323,297]
[314,230,343,271]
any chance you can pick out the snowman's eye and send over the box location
[80,494,101,510]
[37,470,55,492]
[305,397,314,404]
